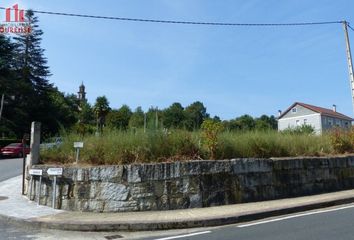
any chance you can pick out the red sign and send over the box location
[6,4,25,22]
[0,4,31,34]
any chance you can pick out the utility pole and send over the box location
[343,21,354,115]
[0,94,4,121]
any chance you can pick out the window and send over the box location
[292,108,297,113]
[304,119,307,125]
[335,119,340,127]
[328,118,333,126]
[296,120,300,126]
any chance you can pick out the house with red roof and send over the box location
[278,102,353,134]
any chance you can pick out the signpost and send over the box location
[22,133,30,196]
[47,168,63,209]
[74,142,84,164]
[29,169,43,205]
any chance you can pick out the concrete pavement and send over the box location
[2,175,354,232]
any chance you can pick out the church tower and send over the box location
[78,82,86,102]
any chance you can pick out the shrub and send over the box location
[329,127,353,154]
[201,119,224,159]
[281,125,315,135]
[40,127,345,165]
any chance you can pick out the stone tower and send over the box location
[78,82,86,102]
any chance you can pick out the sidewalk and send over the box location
[1,176,354,231]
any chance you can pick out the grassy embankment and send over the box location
[40,128,348,165]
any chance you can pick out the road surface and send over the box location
[144,205,354,240]
[0,157,23,182]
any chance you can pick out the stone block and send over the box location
[89,166,124,182]
[74,182,90,199]
[273,159,304,170]
[76,168,89,181]
[231,158,272,174]
[180,161,201,176]
[87,200,105,212]
[126,165,142,183]
[189,193,202,208]
[328,157,348,168]
[97,182,129,201]
[347,156,354,167]
[200,160,231,174]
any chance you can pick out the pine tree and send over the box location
[0,35,17,136]
[13,10,57,135]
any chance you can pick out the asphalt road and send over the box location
[1,157,354,240]
[0,157,23,182]
[146,205,354,240]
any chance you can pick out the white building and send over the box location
[278,102,352,134]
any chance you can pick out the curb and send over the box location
[2,196,354,232]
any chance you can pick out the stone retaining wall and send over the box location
[27,156,354,212]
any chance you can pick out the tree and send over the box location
[129,106,145,128]
[201,119,224,159]
[49,91,78,129]
[106,105,132,130]
[78,101,94,124]
[93,96,110,133]
[0,35,21,137]
[163,102,186,129]
[184,101,209,130]
[255,115,278,131]
[0,35,15,90]
[13,10,62,136]
[223,115,256,131]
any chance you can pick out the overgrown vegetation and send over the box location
[41,124,353,165]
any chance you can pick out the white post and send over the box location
[343,21,354,115]
[29,176,33,200]
[75,148,80,164]
[52,176,57,209]
[37,176,42,206]
[24,122,41,195]
[29,122,41,165]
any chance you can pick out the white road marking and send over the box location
[237,204,354,228]
[154,231,212,240]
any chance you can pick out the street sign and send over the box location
[47,168,63,176]
[29,169,42,176]
[74,142,84,148]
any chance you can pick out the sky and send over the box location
[1,0,354,119]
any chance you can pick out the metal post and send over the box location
[343,21,354,114]
[37,176,42,206]
[0,94,4,121]
[28,175,33,200]
[21,137,26,195]
[75,148,80,164]
[52,176,57,209]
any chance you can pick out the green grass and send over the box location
[40,128,338,165]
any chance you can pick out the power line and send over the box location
[348,23,354,32]
[0,6,344,27]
